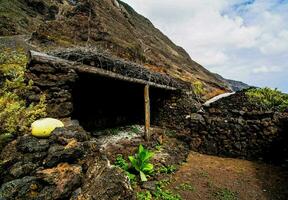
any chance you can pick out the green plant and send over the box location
[155,144,162,151]
[158,165,177,174]
[176,183,195,192]
[137,191,152,200]
[154,181,182,200]
[214,188,238,200]
[130,125,141,134]
[114,154,136,182]
[129,144,154,182]
[246,87,288,112]
[115,154,129,170]
[198,171,209,178]
[193,81,205,96]
[109,127,121,135]
[0,49,46,140]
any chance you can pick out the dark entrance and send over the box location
[71,72,145,131]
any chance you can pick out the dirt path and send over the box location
[166,152,288,200]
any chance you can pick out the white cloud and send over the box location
[259,30,288,55]
[122,0,288,92]
[252,66,282,74]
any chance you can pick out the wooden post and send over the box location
[144,84,150,140]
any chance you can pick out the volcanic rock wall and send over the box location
[156,91,288,164]
[189,110,288,163]
[26,58,78,118]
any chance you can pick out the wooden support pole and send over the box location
[144,84,150,141]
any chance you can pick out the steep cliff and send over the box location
[0,0,230,97]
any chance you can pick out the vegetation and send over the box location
[130,125,141,134]
[175,183,195,192]
[136,180,182,200]
[115,154,136,182]
[158,165,177,174]
[137,191,152,200]
[192,80,205,97]
[114,145,154,182]
[214,188,238,200]
[246,87,288,111]
[129,144,154,182]
[0,49,46,147]
[153,180,182,200]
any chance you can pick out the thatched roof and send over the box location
[29,50,187,90]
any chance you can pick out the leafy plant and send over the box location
[115,154,129,170]
[154,181,182,200]
[114,154,136,182]
[129,144,154,182]
[246,87,288,112]
[158,165,177,174]
[0,48,46,141]
[137,191,152,200]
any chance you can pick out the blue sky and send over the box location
[122,0,288,92]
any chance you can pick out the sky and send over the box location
[121,0,288,92]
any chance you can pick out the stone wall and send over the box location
[26,59,78,118]
[153,90,201,130]
[155,91,288,164]
[189,110,288,163]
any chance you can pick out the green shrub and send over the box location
[246,87,288,111]
[137,191,152,200]
[192,81,205,96]
[0,49,47,140]
[129,144,154,182]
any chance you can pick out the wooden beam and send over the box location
[28,51,178,91]
[144,84,150,141]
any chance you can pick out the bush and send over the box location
[246,87,288,112]
[0,49,47,142]
[192,81,205,96]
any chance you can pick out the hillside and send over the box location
[0,0,230,97]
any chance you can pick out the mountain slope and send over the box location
[0,0,230,97]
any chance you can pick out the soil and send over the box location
[166,152,288,200]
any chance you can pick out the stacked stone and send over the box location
[0,125,134,199]
[187,92,288,164]
[26,59,78,118]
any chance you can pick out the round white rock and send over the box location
[31,118,64,138]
